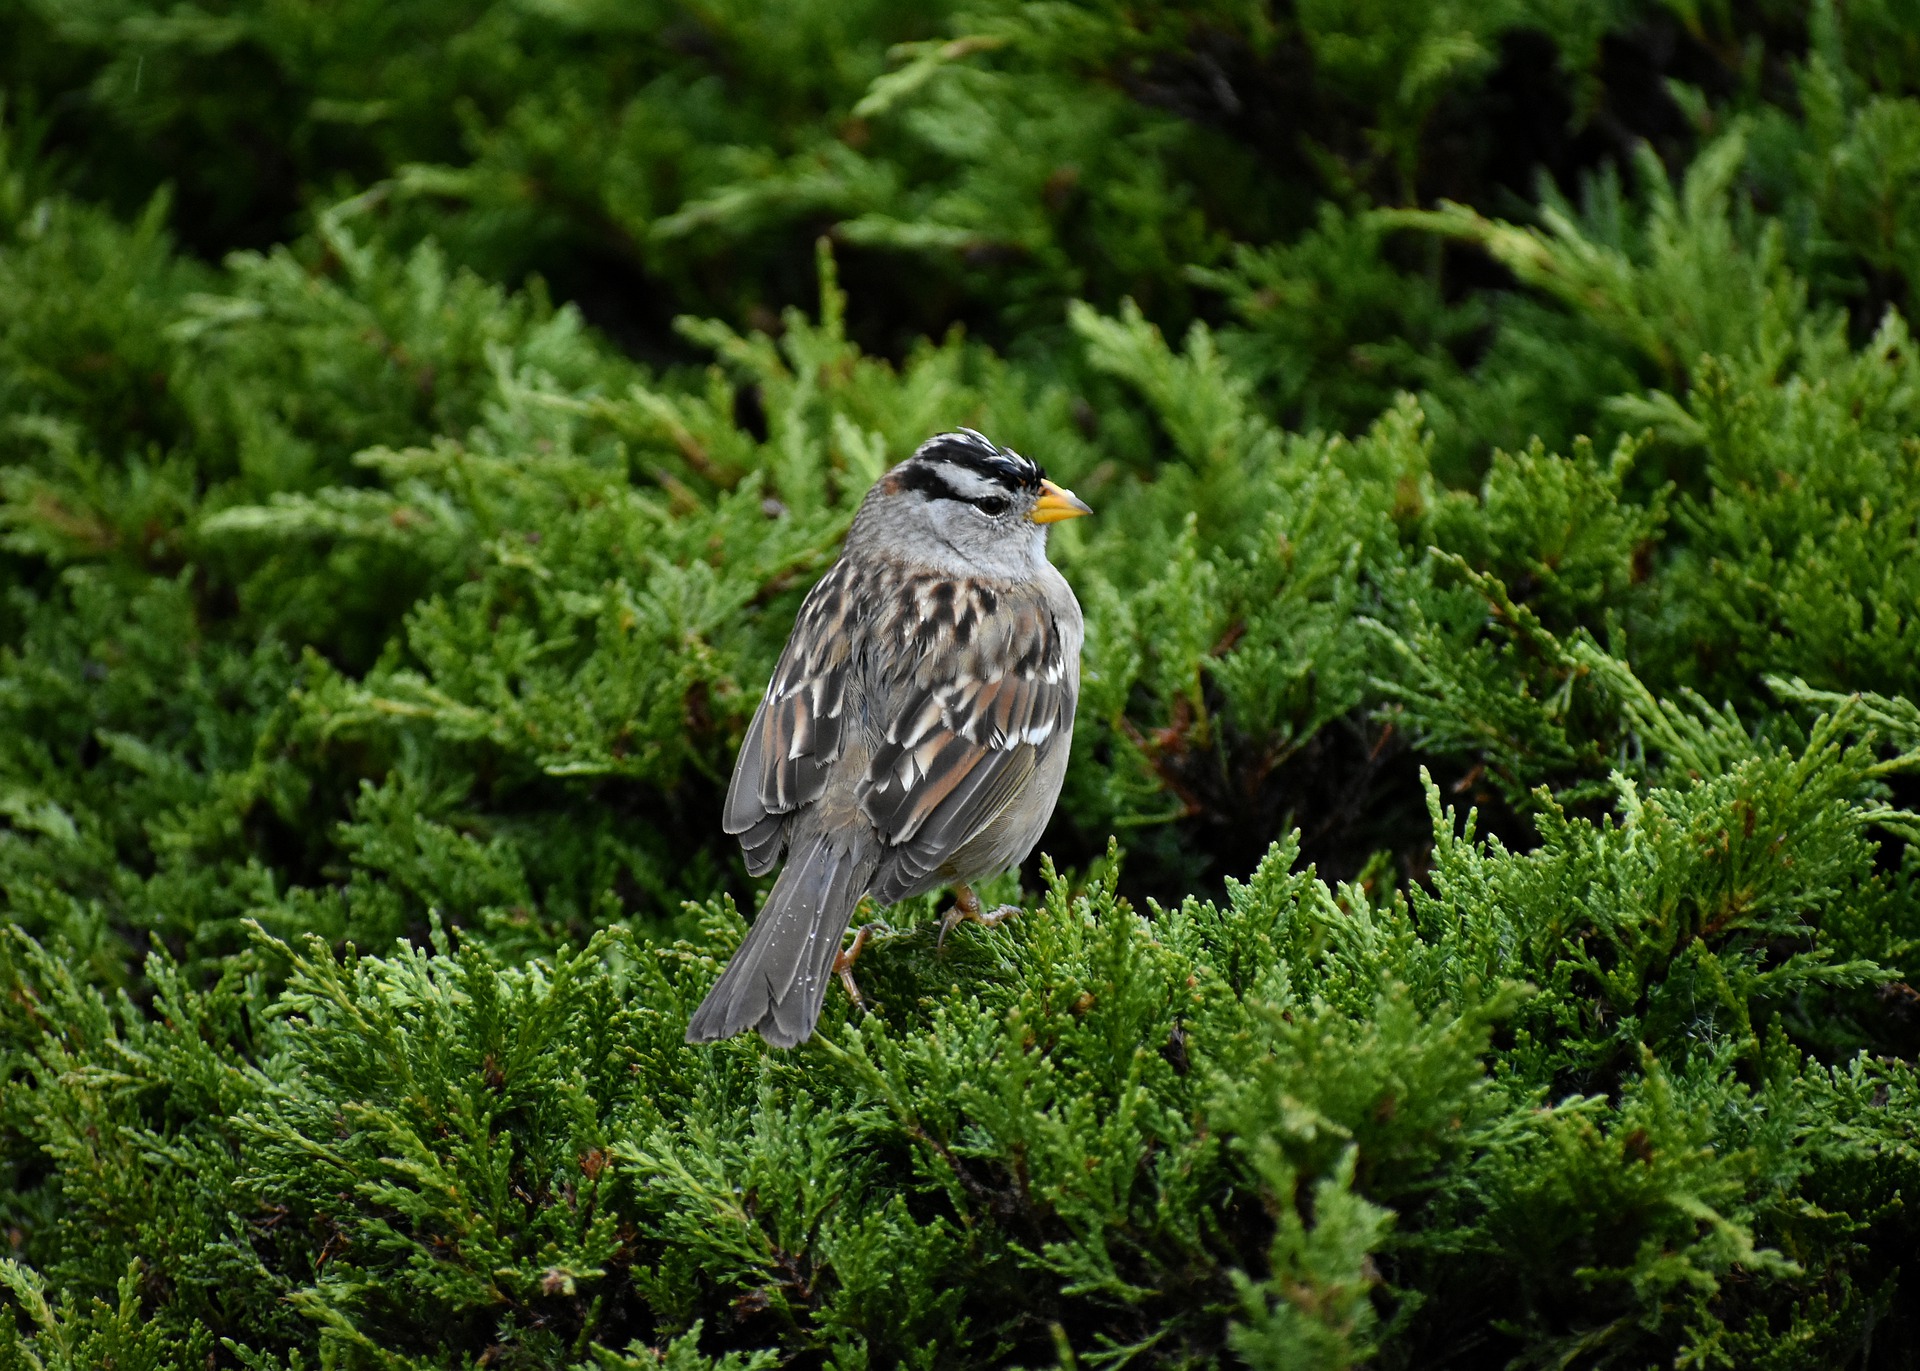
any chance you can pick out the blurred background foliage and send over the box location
[2,0,1920,1367]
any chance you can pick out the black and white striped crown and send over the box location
[909,429,1044,494]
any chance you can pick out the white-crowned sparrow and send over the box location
[686,429,1091,1047]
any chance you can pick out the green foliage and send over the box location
[3,2,1920,1368]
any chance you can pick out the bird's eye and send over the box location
[974,496,1010,517]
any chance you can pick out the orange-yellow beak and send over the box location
[1029,478,1093,524]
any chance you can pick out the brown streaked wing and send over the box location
[722,560,859,872]
[860,579,1072,903]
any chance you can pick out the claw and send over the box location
[834,920,888,1012]
[938,883,1023,951]
[977,904,1021,928]
[936,884,979,952]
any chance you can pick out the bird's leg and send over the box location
[938,883,1022,950]
[834,917,887,1013]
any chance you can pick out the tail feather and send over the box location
[686,835,872,1048]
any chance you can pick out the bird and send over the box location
[686,429,1091,1047]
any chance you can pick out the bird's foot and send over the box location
[937,883,1023,951]
[834,920,889,1013]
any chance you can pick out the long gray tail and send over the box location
[685,834,873,1048]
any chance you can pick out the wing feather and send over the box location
[860,581,1072,903]
[723,561,860,870]
[727,561,1075,904]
